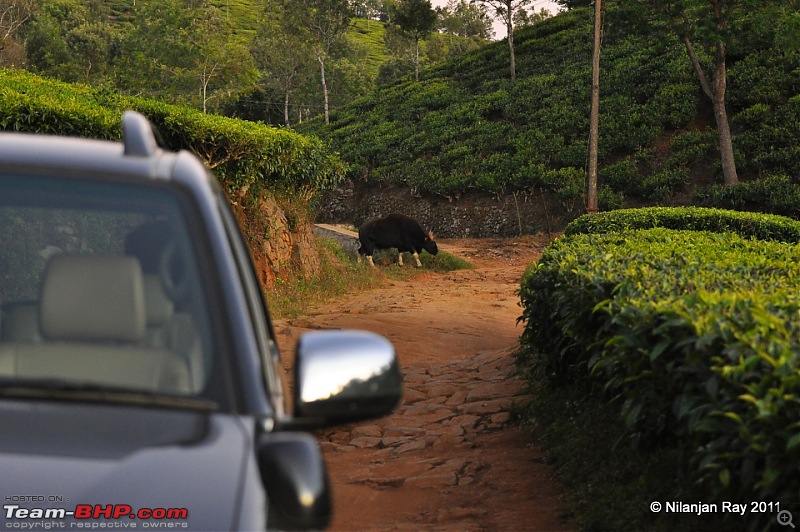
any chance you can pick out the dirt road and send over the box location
[273,236,572,531]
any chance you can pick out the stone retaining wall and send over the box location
[317,181,574,238]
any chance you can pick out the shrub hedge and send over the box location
[564,205,800,242]
[519,207,800,527]
[0,69,346,198]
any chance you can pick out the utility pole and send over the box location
[586,0,602,213]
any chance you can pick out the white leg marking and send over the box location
[367,255,375,267]
[413,252,422,267]
[398,253,404,266]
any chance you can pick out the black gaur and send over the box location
[357,214,438,267]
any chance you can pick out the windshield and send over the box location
[0,174,222,410]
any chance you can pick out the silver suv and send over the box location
[0,112,401,530]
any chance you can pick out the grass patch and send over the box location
[266,237,382,319]
[523,378,742,532]
[366,248,473,274]
[420,250,473,271]
[266,238,471,318]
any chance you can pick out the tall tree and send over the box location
[392,0,437,81]
[472,0,533,80]
[285,0,353,124]
[0,0,34,67]
[115,0,197,101]
[22,0,117,84]
[630,0,744,186]
[353,0,384,25]
[513,6,553,27]
[117,0,255,113]
[251,7,315,126]
[438,0,494,40]
[586,0,603,213]
[189,5,258,113]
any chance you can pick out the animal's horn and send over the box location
[427,230,435,240]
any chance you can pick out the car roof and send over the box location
[0,112,203,184]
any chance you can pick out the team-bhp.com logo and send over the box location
[5,503,188,520]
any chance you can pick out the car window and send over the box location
[0,174,224,409]
[218,197,286,417]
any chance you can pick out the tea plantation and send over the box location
[518,207,800,530]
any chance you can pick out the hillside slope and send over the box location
[299,5,800,219]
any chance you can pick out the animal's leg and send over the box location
[367,255,376,267]
[413,252,422,267]
[397,252,404,266]
[357,254,362,264]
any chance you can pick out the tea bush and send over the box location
[696,175,800,220]
[0,69,346,198]
[564,205,800,242]
[519,208,800,526]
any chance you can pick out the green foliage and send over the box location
[564,205,800,242]
[598,186,625,211]
[418,250,472,271]
[114,0,258,113]
[10,2,799,206]
[267,236,384,319]
[518,208,800,527]
[22,0,118,85]
[300,7,701,200]
[269,237,471,318]
[392,0,437,41]
[0,69,346,196]
[600,159,639,192]
[0,71,119,137]
[524,383,704,532]
[666,129,717,168]
[696,175,800,220]
[349,18,391,81]
[208,0,262,39]
[731,94,800,179]
[598,129,715,203]
[299,3,800,209]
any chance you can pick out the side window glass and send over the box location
[217,198,286,414]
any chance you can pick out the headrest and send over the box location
[143,275,174,326]
[40,255,146,343]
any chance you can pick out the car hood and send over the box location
[0,400,265,531]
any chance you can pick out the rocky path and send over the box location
[273,237,572,531]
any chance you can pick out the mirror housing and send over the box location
[258,432,331,531]
[291,330,402,427]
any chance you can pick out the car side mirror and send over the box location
[291,330,402,427]
[258,432,331,531]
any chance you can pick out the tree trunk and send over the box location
[681,36,739,186]
[506,17,515,81]
[415,37,420,82]
[284,89,290,127]
[586,0,602,213]
[202,80,208,114]
[712,44,738,186]
[318,55,330,124]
